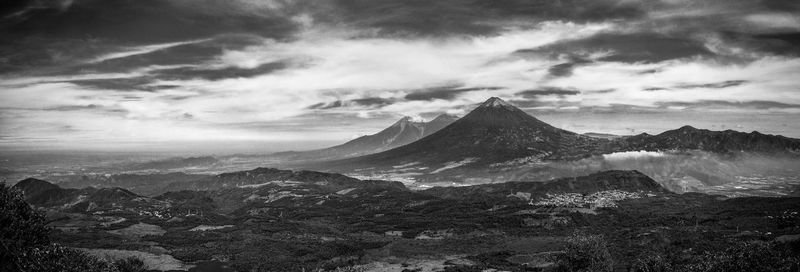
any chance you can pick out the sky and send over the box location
[0,0,799,153]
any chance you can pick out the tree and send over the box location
[630,254,675,272]
[1,183,146,272]
[553,232,614,272]
[631,241,800,272]
[1,182,51,271]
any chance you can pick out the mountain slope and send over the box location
[613,125,800,154]
[163,167,407,192]
[278,114,458,161]
[55,172,210,196]
[332,97,602,170]
[12,178,141,212]
[423,170,667,200]
[13,178,74,205]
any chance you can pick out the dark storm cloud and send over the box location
[641,80,749,91]
[65,77,156,91]
[120,95,142,101]
[308,97,395,110]
[674,80,749,89]
[582,104,663,114]
[52,106,129,115]
[2,0,800,146]
[638,69,662,75]
[16,104,131,115]
[756,0,800,14]
[717,32,800,57]
[352,97,394,107]
[520,33,714,63]
[516,87,580,98]
[320,0,644,36]
[404,86,502,101]
[547,57,593,78]
[753,32,800,54]
[509,99,580,109]
[0,38,116,74]
[656,100,800,110]
[0,0,298,43]
[3,0,646,40]
[0,34,263,76]
[152,61,288,81]
[45,104,101,111]
[81,36,264,73]
[0,1,291,75]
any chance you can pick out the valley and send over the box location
[3,97,800,272]
[9,169,800,271]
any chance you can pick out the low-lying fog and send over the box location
[542,151,800,197]
[2,150,799,197]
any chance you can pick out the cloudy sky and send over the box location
[1,0,799,152]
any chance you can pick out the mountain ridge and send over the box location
[275,114,458,161]
[422,170,667,199]
[317,97,800,179]
[12,178,141,212]
[614,125,800,154]
[329,97,603,170]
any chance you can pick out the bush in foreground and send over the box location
[553,232,614,272]
[0,183,145,272]
[631,241,800,272]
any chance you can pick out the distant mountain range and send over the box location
[612,125,800,154]
[14,97,799,198]
[316,97,800,177]
[274,114,458,161]
[331,97,601,169]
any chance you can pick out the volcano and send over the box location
[277,114,458,161]
[334,97,601,170]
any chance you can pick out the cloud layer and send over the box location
[1,0,799,150]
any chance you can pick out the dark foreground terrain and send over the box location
[4,168,799,272]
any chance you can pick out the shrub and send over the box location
[114,256,147,272]
[630,254,675,272]
[632,241,800,272]
[553,232,613,272]
[687,241,800,272]
[1,183,52,271]
[19,244,119,272]
[1,183,146,272]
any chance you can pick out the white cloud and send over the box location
[3,17,800,149]
[165,21,612,121]
[548,57,800,109]
[745,13,800,31]
[90,39,209,63]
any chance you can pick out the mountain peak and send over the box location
[480,97,514,108]
[337,95,596,169]
[393,116,424,126]
[430,113,458,122]
[14,177,60,192]
[391,116,414,127]
[394,116,411,123]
